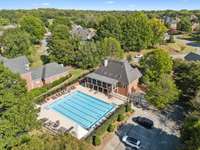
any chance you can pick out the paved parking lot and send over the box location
[102,106,183,150]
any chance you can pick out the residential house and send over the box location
[163,16,179,30]
[184,52,200,61]
[0,55,70,90]
[71,24,96,40]
[82,59,142,96]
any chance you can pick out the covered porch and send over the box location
[83,73,118,95]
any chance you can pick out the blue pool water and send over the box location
[48,91,116,129]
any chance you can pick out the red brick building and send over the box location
[83,59,142,96]
[0,55,70,91]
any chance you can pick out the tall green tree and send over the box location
[0,63,27,96]
[48,24,75,65]
[181,115,200,150]
[0,17,9,26]
[76,41,102,69]
[0,29,32,58]
[121,13,153,51]
[97,15,122,41]
[173,60,200,100]
[149,18,167,46]
[145,74,179,109]
[177,17,192,32]
[140,49,173,84]
[20,16,45,43]
[100,37,123,59]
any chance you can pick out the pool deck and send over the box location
[38,85,125,139]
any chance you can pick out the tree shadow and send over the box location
[116,123,183,150]
[161,103,187,126]
[186,42,200,48]
[40,55,50,65]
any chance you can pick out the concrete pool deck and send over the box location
[38,85,125,139]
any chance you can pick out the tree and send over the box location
[76,41,102,69]
[121,13,153,51]
[96,15,122,41]
[145,74,179,109]
[20,16,45,43]
[0,64,38,150]
[0,17,9,26]
[149,18,167,46]
[177,17,192,32]
[0,29,32,58]
[48,24,75,65]
[100,37,123,59]
[181,115,200,150]
[140,49,173,84]
[0,63,27,96]
[173,60,200,100]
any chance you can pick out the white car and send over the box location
[135,54,143,58]
[122,135,141,149]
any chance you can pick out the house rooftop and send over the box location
[31,63,70,81]
[184,52,200,61]
[94,59,142,85]
[3,56,29,74]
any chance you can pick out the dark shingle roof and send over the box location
[30,62,68,81]
[95,59,142,85]
[184,52,200,61]
[43,63,67,79]
[4,56,29,74]
[30,66,43,80]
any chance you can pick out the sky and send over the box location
[0,0,200,10]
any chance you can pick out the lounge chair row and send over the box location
[46,86,76,101]
[40,118,74,135]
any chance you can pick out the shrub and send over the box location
[117,114,125,122]
[125,103,132,112]
[92,135,101,146]
[107,124,115,132]
[86,105,127,144]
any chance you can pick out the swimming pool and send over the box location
[48,91,116,129]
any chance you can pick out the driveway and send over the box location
[102,106,183,150]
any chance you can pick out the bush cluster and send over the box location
[86,105,128,145]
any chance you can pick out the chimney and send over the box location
[25,64,30,71]
[104,59,108,67]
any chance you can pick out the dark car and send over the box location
[133,116,154,129]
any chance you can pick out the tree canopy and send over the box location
[140,49,173,84]
[20,15,45,43]
[121,13,153,51]
[0,29,32,58]
[177,17,192,32]
[145,74,179,109]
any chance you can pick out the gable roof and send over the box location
[3,56,29,74]
[43,63,67,79]
[184,52,200,61]
[30,62,69,81]
[30,66,44,80]
[94,59,142,85]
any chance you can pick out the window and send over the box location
[92,79,96,84]
[103,82,107,88]
[97,80,101,86]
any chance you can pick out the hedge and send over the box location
[125,103,132,112]
[107,124,115,132]
[92,135,101,146]
[86,105,126,144]
[28,74,72,99]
